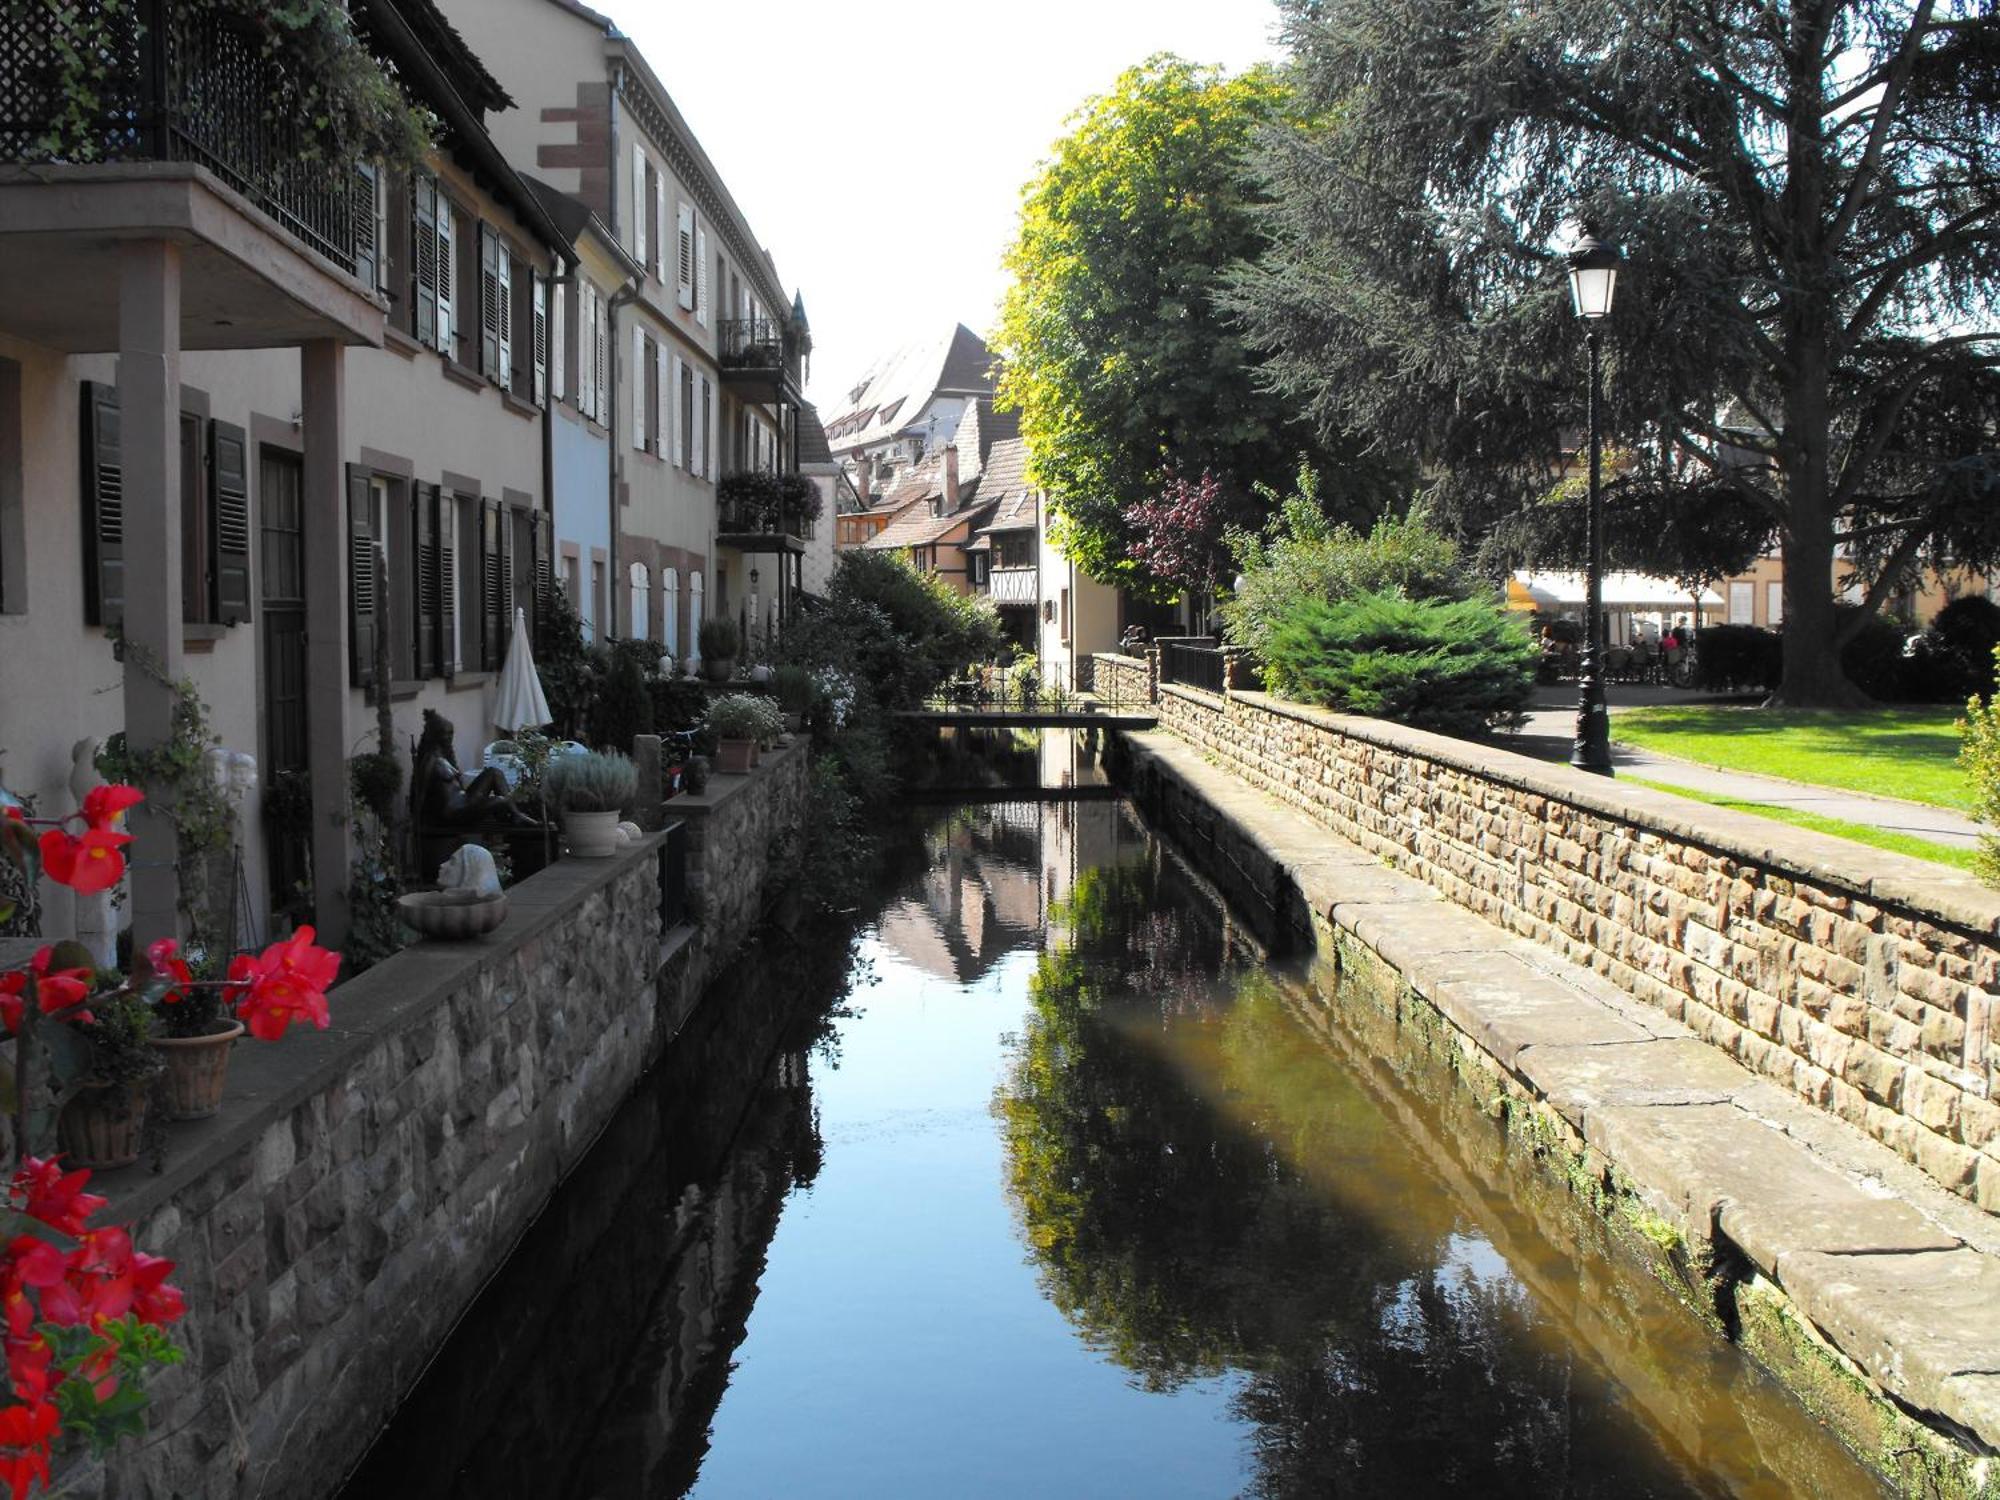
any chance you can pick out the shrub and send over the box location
[591,642,654,753]
[534,584,595,739]
[649,677,708,735]
[1221,478,1474,663]
[544,749,637,813]
[1261,590,1537,734]
[1960,647,2000,886]
[1908,596,2000,704]
[699,616,741,662]
[1692,625,1782,692]
[773,664,815,717]
[707,694,780,742]
[1838,608,1917,701]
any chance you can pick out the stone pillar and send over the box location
[118,241,183,949]
[300,341,352,945]
[632,734,663,830]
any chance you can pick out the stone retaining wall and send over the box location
[91,745,809,1499]
[1151,684,2000,1210]
[1091,652,1154,707]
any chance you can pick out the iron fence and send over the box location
[1159,642,1228,694]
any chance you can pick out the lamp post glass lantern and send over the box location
[1567,225,1621,775]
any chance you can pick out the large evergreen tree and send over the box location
[996,56,1400,593]
[1234,0,2000,705]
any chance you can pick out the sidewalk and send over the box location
[1503,686,1982,850]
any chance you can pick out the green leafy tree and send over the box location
[1234,0,2000,706]
[996,56,1403,592]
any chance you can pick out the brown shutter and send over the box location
[479,226,501,379]
[208,418,251,624]
[415,481,438,679]
[80,382,123,629]
[481,499,503,672]
[348,466,376,688]
[531,509,552,634]
[412,176,437,348]
[351,164,378,293]
[437,490,457,679]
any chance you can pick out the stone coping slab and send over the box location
[1125,727,2000,1452]
[94,832,668,1228]
[1199,688,2000,938]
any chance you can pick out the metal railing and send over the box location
[986,566,1037,605]
[0,2,360,273]
[716,316,798,374]
[1159,642,1228,694]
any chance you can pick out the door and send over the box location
[259,449,311,924]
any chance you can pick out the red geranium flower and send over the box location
[225,926,339,1042]
[78,785,142,833]
[36,828,130,896]
[0,1397,56,1500]
[143,938,193,1003]
[9,1159,105,1239]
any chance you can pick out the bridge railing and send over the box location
[1159,642,1228,694]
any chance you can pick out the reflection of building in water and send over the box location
[1037,728,1112,792]
[1042,799,1144,951]
[874,803,1048,982]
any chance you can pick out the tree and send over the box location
[1126,470,1235,628]
[995,56,1403,593]
[1233,0,2000,705]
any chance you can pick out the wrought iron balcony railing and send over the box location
[716,472,818,543]
[0,1,361,273]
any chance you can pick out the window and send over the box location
[642,334,659,453]
[634,327,650,451]
[578,282,598,420]
[1728,581,1754,624]
[628,561,651,641]
[480,226,514,386]
[563,553,580,608]
[700,375,713,480]
[658,344,672,462]
[680,363,695,469]
[352,164,381,294]
[631,144,649,269]
[551,276,567,404]
[662,567,680,656]
[1766,581,1783,627]
[590,557,606,641]
[593,291,609,423]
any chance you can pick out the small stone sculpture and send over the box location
[437,844,503,899]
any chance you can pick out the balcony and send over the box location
[716,316,804,406]
[987,565,1038,606]
[0,1,381,352]
[716,471,819,554]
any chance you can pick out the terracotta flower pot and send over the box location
[151,1020,245,1121]
[715,738,755,774]
[59,1079,149,1169]
[564,808,622,858]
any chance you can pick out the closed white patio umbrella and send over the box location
[492,605,552,735]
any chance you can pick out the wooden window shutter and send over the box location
[352,164,378,294]
[551,276,566,404]
[499,249,516,390]
[481,500,503,672]
[531,273,548,407]
[696,227,709,326]
[435,200,455,357]
[668,353,681,469]
[704,376,716,482]
[642,335,658,453]
[577,284,594,417]
[499,506,516,647]
[532,510,552,630]
[633,325,648,450]
[479,225,501,379]
[415,482,438,679]
[632,145,648,268]
[676,202,695,310]
[412,176,438,348]
[594,295,609,422]
[656,341,669,463]
[384,168,411,334]
[653,171,666,281]
[80,382,123,629]
[692,375,706,477]
[347,466,376,687]
[208,418,251,623]
[437,489,457,678]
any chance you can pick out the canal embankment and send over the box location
[1114,701,2000,1498]
[83,743,809,1499]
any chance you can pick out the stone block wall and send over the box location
[1091,652,1154,707]
[90,747,809,1498]
[1152,684,2000,1210]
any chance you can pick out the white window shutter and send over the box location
[692,375,705,477]
[632,146,648,267]
[552,278,566,403]
[633,325,647,450]
[531,274,547,406]
[653,173,667,282]
[593,292,607,423]
[577,285,593,416]
[676,201,695,310]
[497,249,514,387]
[696,228,710,327]
[435,201,454,356]
[656,340,669,463]
[669,353,683,468]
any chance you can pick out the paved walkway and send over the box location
[1503,686,1982,849]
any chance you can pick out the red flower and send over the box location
[143,938,193,1003]
[36,828,129,896]
[0,1397,56,1500]
[78,785,142,833]
[0,953,94,1035]
[10,1159,105,1239]
[225,927,339,1042]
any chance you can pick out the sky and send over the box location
[607,0,1287,411]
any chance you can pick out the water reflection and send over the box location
[349,799,1881,1499]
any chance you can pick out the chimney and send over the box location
[943,444,960,510]
[855,455,872,504]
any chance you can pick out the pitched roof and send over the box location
[822,325,997,453]
[973,438,1035,532]
[864,498,997,552]
[797,403,834,466]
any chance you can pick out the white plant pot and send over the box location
[563,809,622,858]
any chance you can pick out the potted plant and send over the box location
[143,939,244,1120]
[706,695,767,774]
[748,694,786,751]
[699,617,741,683]
[60,988,163,1169]
[544,750,637,857]
[773,665,815,735]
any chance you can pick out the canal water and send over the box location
[345,791,1881,1498]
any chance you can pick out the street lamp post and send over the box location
[1567,224,1622,776]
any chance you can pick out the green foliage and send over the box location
[534,585,596,741]
[996,56,1395,588]
[1960,650,2000,886]
[716,471,822,528]
[706,694,782,744]
[1262,591,1537,734]
[1221,468,1473,662]
[47,1315,184,1457]
[590,642,655,754]
[698,616,742,663]
[1235,0,2000,705]
[1838,609,1919,703]
[348,750,402,825]
[544,750,637,814]
[1909,597,2000,704]
[648,676,709,736]
[801,551,1005,710]
[1691,626,1783,694]
[72,989,162,1090]
[343,814,405,977]
[772,664,816,718]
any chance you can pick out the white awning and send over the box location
[1512,571,1723,610]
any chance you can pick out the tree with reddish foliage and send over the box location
[1128,471,1241,630]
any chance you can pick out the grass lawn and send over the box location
[1612,705,1972,811]
[1627,777,1978,871]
